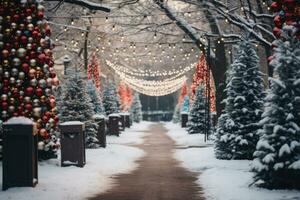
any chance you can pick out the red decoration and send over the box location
[191,54,216,112]
[87,51,101,89]
[177,81,188,106]
[271,0,299,39]
[118,82,133,112]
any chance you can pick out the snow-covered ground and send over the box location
[0,122,151,200]
[165,122,300,200]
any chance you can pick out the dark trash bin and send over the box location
[108,114,120,136]
[94,115,106,148]
[59,121,86,168]
[2,117,38,190]
[181,113,189,128]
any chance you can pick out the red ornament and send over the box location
[35,87,43,97]
[25,87,34,96]
[2,101,8,110]
[22,63,30,73]
[25,103,33,111]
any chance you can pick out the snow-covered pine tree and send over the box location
[216,40,265,160]
[181,96,190,113]
[102,81,121,116]
[188,85,206,134]
[87,80,105,115]
[214,113,235,159]
[130,93,143,123]
[252,31,300,189]
[172,104,181,123]
[59,69,99,148]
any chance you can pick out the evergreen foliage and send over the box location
[181,96,190,113]
[103,81,121,116]
[59,69,99,148]
[87,80,105,115]
[214,113,235,159]
[130,93,143,123]
[252,34,300,189]
[172,104,181,123]
[188,85,206,134]
[215,40,265,160]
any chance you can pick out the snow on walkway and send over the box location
[165,122,300,200]
[0,122,151,200]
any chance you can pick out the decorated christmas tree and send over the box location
[215,40,265,160]
[118,82,132,112]
[0,0,59,159]
[59,69,99,149]
[181,96,190,113]
[130,93,143,123]
[103,81,120,115]
[252,30,300,189]
[188,85,206,134]
[87,51,101,89]
[87,80,105,115]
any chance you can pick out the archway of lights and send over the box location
[106,60,193,96]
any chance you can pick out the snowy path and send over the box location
[89,123,205,200]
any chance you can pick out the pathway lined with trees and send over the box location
[90,123,204,200]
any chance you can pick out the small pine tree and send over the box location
[59,69,99,148]
[87,80,105,115]
[188,85,206,134]
[130,93,143,123]
[215,40,265,160]
[214,113,235,159]
[252,32,300,189]
[181,96,190,113]
[103,81,121,116]
[172,104,181,123]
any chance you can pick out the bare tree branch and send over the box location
[45,0,111,12]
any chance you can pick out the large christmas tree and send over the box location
[130,93,143,123]
[102,81,120,115]
[215,40,265,160]
[59,69,99,148]
[0,0,59,159]
[252,31,300,189]
[188,85,206,134]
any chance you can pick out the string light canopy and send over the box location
[106,60,196,78]
[107,60,188,96]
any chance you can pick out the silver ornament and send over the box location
[4,71,10,78]
[18,72,26,80]
[2,111,8,118]
[38,79,47,88]
[17,48,26,58]
[9,77,16,84]
[30,59,37,67]
[8,106,15,113]
[30,79,38,87]
[11,68,18,76]
[24,96,31,103]
[1,94,8,101]
[12,58,21,66]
